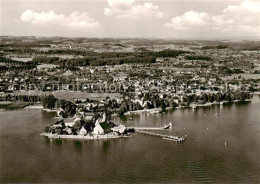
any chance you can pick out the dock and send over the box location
[127,123,172,130]
[135,130,185,142]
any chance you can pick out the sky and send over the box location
[0,0,260,38]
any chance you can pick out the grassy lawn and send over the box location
[9,91,122,102]
[0,102,29,110]
[53,91,122,101]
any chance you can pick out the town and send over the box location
[0,36,259,139]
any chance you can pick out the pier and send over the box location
[135,130,185,142]
[127,123,172,130]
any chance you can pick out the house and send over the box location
[84,115,93,121]
[93,119,112,135]
[79,127,87,135]
[93,122,104,135]
[64,117,80,127]
[65,127,72,134]
[111,124,126,134]
[53,124,62,128]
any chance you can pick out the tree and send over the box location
[84,120,95,134]
[72,119,84,133]
[160,100,166,110]
[57,100,77,117]
[225,93,232,102]
[41,94,57,109]
[202,93,208,103]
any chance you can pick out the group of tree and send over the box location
[202,45,228,50]
[41,94,58,109]
[56,99,77,118]
[40,94,77,117]
[25,49,190,68]
[182,91,251,105]
[117,100,143,115]
[0,57,37,71]
[185,55,212,61]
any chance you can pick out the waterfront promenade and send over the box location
[41,133,130,140]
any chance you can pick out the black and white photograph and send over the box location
[0,0,260,183]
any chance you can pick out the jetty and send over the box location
[127,123,172,130]
[136,130,185,142]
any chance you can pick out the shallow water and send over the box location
[1,96,260,183]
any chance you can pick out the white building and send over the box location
[93,122,104,135]
[111,124,126,134]
[79,127,87,135]
[64,117,81,127]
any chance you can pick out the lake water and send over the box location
[1,96,260,183]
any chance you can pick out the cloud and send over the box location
[104,0,163,19]
[164,11,211,30]
[164,0,260,35]
[20,10,100,29]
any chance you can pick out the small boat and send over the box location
[163,122,173,129]
[148,110,160,114]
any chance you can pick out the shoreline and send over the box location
[252,92,260,95]
[41,132,130,140]
[122,99,252,115]
[24,105,44,109]
[42,108,57,112]
[1,97,253,114]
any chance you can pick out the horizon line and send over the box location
[1,35,260,41]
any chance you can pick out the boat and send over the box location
[148,110,160,114]
[163,123,172,129]
[192,105,197,109]
[147,109,162,114]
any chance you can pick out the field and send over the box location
[9,91,122,101]
[53,91,122,101]
[0,101,29,110]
